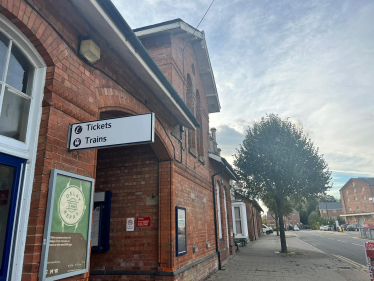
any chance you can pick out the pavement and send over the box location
[205,232,369,281]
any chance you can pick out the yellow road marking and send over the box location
[332,254,366,271]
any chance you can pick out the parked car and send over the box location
[346,224,361,231]
[320,225,325,231]
[362,224,374,230]
[262,224,273,234]
[294,226,299,231]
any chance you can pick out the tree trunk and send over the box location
[276,192,287,253]
[275,214,279,236]
[278,212,287,252]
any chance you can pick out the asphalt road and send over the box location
[294,229,369,268]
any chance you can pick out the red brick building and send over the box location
[267,209,300,229]
[340,178,374,225]
[318,202,343,219]
[0,1,236,281]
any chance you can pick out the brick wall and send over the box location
[0,1,235,280]
[90,145,159,275]
[340,179,374,225]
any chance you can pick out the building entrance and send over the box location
[0,153,25,281]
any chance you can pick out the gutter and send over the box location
[96,0,200,128]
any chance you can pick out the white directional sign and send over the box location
[68,113,155,151]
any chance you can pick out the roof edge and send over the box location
[96,0,200,128]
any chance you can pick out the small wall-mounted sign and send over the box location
[364,242,374,280]
[126,218,135,231]
[137,217,151,227]
[68,113,154,151]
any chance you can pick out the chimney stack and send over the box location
[211,127,217,142]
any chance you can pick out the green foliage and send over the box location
[262,216,267,225]
[308,211,321,229]
[319,195,338,202]
[234,114,332,252]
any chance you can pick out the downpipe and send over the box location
[212,168,223,270]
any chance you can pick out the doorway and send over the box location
[0,153,25,281]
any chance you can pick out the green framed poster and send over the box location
[39,169,94,281]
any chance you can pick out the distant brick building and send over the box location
[267,209,300,229]
[285,209,301,227]
[340,178,374,225]
[318,202,343,219]
[0,1,237,281]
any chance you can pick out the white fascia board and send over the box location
[70,0,196,130]
[193,38,220,113]
[209,152,222,163]
[135,21,204,40]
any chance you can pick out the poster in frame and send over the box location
[176,206,187,256]
[39,169,94,281]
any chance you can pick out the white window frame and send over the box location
[231,202,248,239]
[346,190,348,194]
[0,14,46,281]
[333,209,336,213]
[362,187,365,192]
[216,183,222,239]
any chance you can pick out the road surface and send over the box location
[293,229,369,269]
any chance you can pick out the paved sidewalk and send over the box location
[205,233,368,281]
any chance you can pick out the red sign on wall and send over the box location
[0,190,9,205]
[365,242,374,280]
[137,217,151,227]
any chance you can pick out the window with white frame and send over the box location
[0,15,46,281]
[354,188,356,193]
[366,205,369,210]
[356,206,360,211]
[347,198,350,202]
[349,207,351,211]
[362,187,365,192]
[353,182,355,187]
[355,197,358,201]
[364,196,367,200]
[216,183,222,239]
[234,206,242,234]
[0,31,35,142]
[346,190,348,194]
[323,210,326,213]
[333,209,336,213]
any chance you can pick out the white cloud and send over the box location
[113,0,374,191]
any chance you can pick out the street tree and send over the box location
[234,114,332,252]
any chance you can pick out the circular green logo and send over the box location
[58,185,86,226]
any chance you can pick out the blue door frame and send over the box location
[0,153,25,281]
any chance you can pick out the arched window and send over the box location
[196,90,203,157]
[0,15,46,281]
[0,16,46,155]
[186,74,196,153]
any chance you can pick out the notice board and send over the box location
[39,169,94,281]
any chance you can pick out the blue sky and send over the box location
[114,0,374,199]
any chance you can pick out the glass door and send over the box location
[0,152,25,281]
